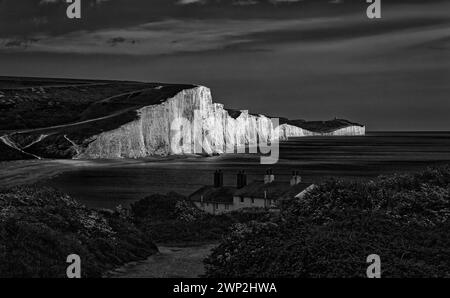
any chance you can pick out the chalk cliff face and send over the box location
[279,124,366,138]
[77,86,365,159]
[307,125,365,136]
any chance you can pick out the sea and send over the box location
[44,132,450,209]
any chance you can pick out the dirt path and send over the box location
[0,135,42,159]
[106,243,217,278]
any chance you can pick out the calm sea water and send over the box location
[44,132,450,209]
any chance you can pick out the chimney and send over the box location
[213,170,219,188]
[290,171,296,186]
[264,169,275,184]
[295,171,302,184]
[236,170,247,189]
[218,170,223,187]
[264,170,270,184]
[290,170,302,186]
[214,170,224,188]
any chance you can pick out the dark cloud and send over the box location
[0,0,448,130]
[0,0,443,38]
[1,0,448,56]
[3,38,39,48]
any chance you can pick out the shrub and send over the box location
[0,185,157,278]
[205,166,450,278]
[131,193,272,244]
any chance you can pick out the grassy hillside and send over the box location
[0,81,153,131]
[0,76,113,89]
[0,141,34,161]
[0,77,195,132]
[204,166,450,278]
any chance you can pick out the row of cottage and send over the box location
[189,169,315,214]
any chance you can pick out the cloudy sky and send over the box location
[0,0,449,130]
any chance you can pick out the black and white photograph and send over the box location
[0,0,449,287]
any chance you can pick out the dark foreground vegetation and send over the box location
[2,165,449,278]
[204,166,450,278]
[131,193,272,244]
[0,185,270,277]
[0,186,157,278]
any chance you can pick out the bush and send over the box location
[204,166,450,278]
[0,185,157,278]
[131,192,187,221]
[131,193,272,244]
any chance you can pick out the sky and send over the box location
[0,0,449,131]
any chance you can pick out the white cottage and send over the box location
[233,170,313,210]
[190,170,314,214]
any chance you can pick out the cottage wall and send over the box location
[193,201,233,214]
[233,196,268,208]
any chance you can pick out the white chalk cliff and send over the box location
[77,86,365,159]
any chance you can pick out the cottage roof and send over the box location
[233,181,312,200]
[189,186,235,204]
[280,183,315,200]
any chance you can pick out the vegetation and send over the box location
[2,166,448,278]
[0,79,195,132]
[131,193,272,244]
[0,185,157,278]
[0,142,34,161]
[0,81,154,130]
[0,76,106,89]
[204,166,450,278]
